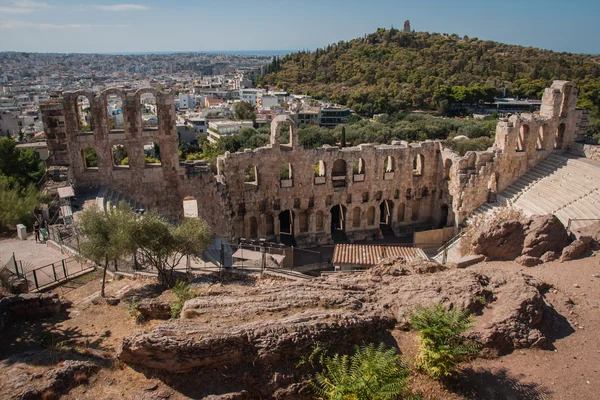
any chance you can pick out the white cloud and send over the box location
[94,4,150,11]
[0,0,51,13]
[0,19,126,29]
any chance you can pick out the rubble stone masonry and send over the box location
[40,81,581,246]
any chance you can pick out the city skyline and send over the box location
[0,0,599,55]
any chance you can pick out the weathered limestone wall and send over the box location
[41,80,581,247]
[41,88,233,240]
[446,80,579,224]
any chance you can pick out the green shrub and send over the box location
[170,280,200,319]
[311,343,412,400]
[128,298,144,324]
[409,304,480,379]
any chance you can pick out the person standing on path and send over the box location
[33,220,40,243]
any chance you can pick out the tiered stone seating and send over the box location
[97,186,149,215]
[507,154,600,228]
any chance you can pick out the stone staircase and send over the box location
[467,154,600,228]
[96,186,149,215]
[331,229,348,244]
[508,154,600,229]
[436,153,600,263]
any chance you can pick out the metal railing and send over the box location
[23,257,89,291]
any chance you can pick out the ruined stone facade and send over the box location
[40,81,580,247]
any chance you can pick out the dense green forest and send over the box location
[259,29,600,119]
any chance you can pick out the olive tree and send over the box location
[77,203,136,297]
[131,213,212,287]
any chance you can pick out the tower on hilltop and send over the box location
[403,20,411,32]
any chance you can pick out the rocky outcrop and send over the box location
[0,293,64,331]
[119,263,549,375]
[471,220,525,260]
[516,255,543,267]
[0,353,99,400]
[522,215,570,258]
[560,238,591,262]
[119,312,395,373]
[471,214,572,263]
[137,298,171,320]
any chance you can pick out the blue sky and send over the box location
[0,0,599,54]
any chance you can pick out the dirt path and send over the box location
[455,257,600,400]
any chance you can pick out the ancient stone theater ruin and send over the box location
[40,81,590,247]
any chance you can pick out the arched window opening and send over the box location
[516,124,529,152]
[278,122,294,147]
[248,216,258,238]
[332,159,347,176]
[314,160,326,177]
[144,141,161,165]
[332,159,347,187]
[265,215,275,236]
[82,146,98,170]
[411,201,420,221]
[76,95,93,133]
[244,165,258,184]
[353,158,365,174]
[443,159,452,180]
[352,207,361,228]
[280,163,293,187]
[413,154,424,176]
[140,93,158,129]
[112,144,129,167]
[397,203,405,222]
[299,211,308,233]
[316,211,324,231]
[353,158,365,182]
[536,124,547,150]
[384,156,395,172]
[383,156,395,180]
[366,206,376,226]
[314,160,326,185]
[106,94,124,131]
[278,210,294,236]
[330,204,346,232]
[555,123,565,149]
[183,196,198,218]
[379,200,394,225]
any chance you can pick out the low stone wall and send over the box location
[571,142,600,162]
[0,293,63,331]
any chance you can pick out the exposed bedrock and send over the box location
[118,262,551,373]
[472,214,571,262]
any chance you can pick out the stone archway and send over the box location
[379,200,394,226]
[330,204,347,232]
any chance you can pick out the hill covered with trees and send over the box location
[260,29,600,119]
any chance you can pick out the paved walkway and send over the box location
[0,235,90,290]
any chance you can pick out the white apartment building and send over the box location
[207,120,254,143]
[239,89,263,105]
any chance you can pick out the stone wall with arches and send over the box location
[41,87,234,240]
[41,81,584,248]
[442,80,582,225]
[217,115,452,246]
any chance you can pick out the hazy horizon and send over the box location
[0,0,599,55]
